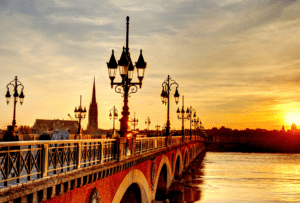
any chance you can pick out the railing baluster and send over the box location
[147,139,149,152]
[4,147,9,187]
[17,149,21,183]
[67,143,71,170]
[77,142,81,169]
[139,140,141,153]
[54,144,57,175]
[42,144,48,178]
[27,145,32,181]
[101,141,104,164]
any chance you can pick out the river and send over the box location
[190,152,300,202]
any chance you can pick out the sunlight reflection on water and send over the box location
[195,152,300,203]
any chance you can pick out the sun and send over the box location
[285,112,300,126]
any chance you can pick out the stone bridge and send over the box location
[0,135,205,203]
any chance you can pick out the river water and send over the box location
[192,152,300,203]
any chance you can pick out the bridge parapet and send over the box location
[0,139,116,188]
[0,135,204,189]
[135,137,166,155]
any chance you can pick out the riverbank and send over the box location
[206,142,300,153]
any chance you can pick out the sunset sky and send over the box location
[1,0,300,131]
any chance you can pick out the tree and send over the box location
[291,123,297,132]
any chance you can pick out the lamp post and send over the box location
[145,116,151,131]
[187,106,196,137]
[5,76,25,132]
[74,95,87,135]
[161,75,179,136]
[199,120,205,137]
[176,95,189,136]
[131,112,138,131]
[155,124,161,136]
[107,16,147,137]
[109,106,118,137]
[192,117,200,135]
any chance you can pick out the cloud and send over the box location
[1,0,300,130]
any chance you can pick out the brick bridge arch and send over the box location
[153,155,172,201]
[112,169,151,203]
[174,149,183,179]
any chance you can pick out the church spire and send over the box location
[87,77,98,133]
[92,77,96,104]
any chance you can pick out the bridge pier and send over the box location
[117,137,127,161]
[181,170,193,183]
[167,181,184,203]
[168,149,206,203]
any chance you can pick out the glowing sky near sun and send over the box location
[1,0,300,131]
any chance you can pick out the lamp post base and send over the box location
[116,137,127,161]
[3,125,19,142]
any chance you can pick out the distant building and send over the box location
[291,123,300,135]
[86,77,98,133]
[291,123,297,131]
[32,119,78,133]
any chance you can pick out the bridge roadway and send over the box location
[0,135,205,203]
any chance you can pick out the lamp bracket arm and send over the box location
[6,82,15,89]
[111,82,123,86]
[17,82,24,90]
[130,82,141,86]
[115,84,124,95]
[128,84,138,95]
[170,82,179,89]
[161,82,168,89]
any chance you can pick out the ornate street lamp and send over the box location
[131,112,138,131]
[192,117,200,135]
[199,120,206,137]
[176,95,189,136]
[74,95,87,135]
[107,16,147,137]
[187,106,196,137]
[109,106,118,137]
[155,123,161,136]
[5,76,25,131]
[161,75,179,136]
[145,116,151,131]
